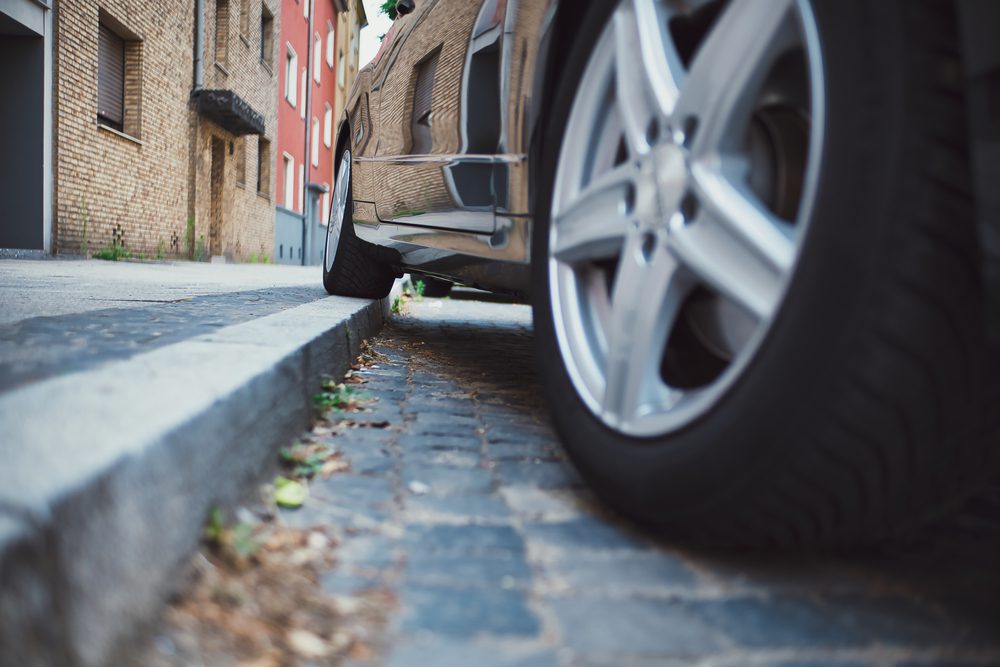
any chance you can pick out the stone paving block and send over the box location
[405,552,532,589]
[399,434,482,453]
[549,597,724,655]
[402,463,495,496]
[685,596,866,648]
[500,487,590,522]
[484,424,558,445]
[410,421,484,438]
[310,475,395,522]
[496,461,583,490]
[488,442,562,462]
[404,524,525,556]
[337,533,400,567]
[522,518,651,553]
[415,398,478,417]
[542,551,702,593]
[398,585,541,638]
[386,639,557,667]
[407,448,481,469]
[404,493,512,522]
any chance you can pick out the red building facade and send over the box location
[275,0,342,263]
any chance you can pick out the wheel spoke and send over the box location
[669,163,794,320]
[613,0,684,154]
[674,0,799,156]
[552,163,637,264]
[603,235,692,426]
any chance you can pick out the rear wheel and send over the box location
[533,0,993,545]
[323,148,395,299]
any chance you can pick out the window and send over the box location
[311,117,320,167]
[337,48,345,88]
[321,187,329,225]
[284,44,297,105]
[297,164,304,212]
[313,33,321,83]
[300,68,306,119]
[323,103,332,147]
[98,16,142,138]
[98,23,125,130]
[235,138,246,185]
[303,0,309,19]
[215,0,229,65]
[260,7,274,67]
[283,153,295,209]
[257,138,270,195]
[326,22,334,67]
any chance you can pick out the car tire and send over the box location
[532,0,995,545]
[323,148,396,299]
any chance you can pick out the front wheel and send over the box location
[323,148,395,299]
[533,0,994,545]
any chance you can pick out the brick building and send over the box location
[273,0,344,265]
[53,0,280,262]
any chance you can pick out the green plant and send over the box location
[313,382,372,412]
[194,234,207,262]
[203,508,225,545]
[380,0,397,20]
[248,252,258,263]
[391,294,404,314]
[156,240,166,260]
[259,252,269,264]
[413,279,426,301]
[92,240,131,261]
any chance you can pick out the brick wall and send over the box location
[55,0,193,257]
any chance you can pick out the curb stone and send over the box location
[0,287,399,666]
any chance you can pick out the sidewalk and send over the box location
[0,258,394,666]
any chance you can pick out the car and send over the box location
[322,0,1000,545]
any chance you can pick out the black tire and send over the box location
[323,148,395,299]
[532,0,995,546]
[419,277,453,298]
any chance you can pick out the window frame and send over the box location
[282,152,295,210]
[323,103,332,148]
[284,43,297,106]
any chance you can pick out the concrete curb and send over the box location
[0,289,398,666]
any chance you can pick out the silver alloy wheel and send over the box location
[325,150,352,273]
[548,0,825,437]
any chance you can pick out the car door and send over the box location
[369,0,507,234]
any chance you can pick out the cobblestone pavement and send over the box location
[154,294,1000,666]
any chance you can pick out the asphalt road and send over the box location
[0,258,325,391]
[148,293,1000,667]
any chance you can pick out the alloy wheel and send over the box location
[325,151,352,273]
[548,0,825,437]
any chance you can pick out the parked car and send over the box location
[323,0,1000,545]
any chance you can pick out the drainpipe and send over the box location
[194,0,204,91]
[302,0,315,265]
